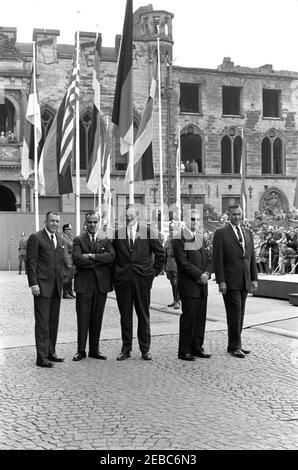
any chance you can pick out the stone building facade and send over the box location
[1,4,298,223]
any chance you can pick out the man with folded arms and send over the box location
[72,211,115,362]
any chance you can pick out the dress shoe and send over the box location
[173,302,180,310]
[178,353,195,361]
[72,351,86,361]
[192,350,212,358]
[88,352,107,360]
[36,358,54,368]
[69,291,76,298]
[141,352,152,361]
[48,354,65,362]
[63,292,73,299]
[116,351,131,361]
[231,349,245,358]
[241,349,251,355]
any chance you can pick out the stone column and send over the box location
[20,181,27,211]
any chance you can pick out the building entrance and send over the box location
[0,185,16,211]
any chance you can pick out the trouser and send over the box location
[178,291,207,357]
[223,289,248,352]
[115,275,152,354]
[75,285,107,353]
[18,255,26,273]
[34,283,61,362]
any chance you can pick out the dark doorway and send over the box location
[0,185,16,211]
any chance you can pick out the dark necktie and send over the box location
[236,226,243,244]
[50,234,55,248]
[91,234,95,253]
[129,227,134,250]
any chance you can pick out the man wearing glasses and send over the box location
[72,211,115,362]
[172,208,212,361]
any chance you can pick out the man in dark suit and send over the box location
[172,209,212,361]
[113,204,165,361]
[26,211,67,368]
[212,204,258,358]
[72,211,115,362]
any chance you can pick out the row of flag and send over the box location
[20,0,298,215]
[21,0,155,204]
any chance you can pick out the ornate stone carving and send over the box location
[0,146,20,162]
[0,31,18,56]
[260,189,288,219]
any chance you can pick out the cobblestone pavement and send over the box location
[0,272,297,450]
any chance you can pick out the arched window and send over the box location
[180,125,203,173]
[261,131,283,175]
[221,128,242,174]
[0,98,15,136]
[113,120,139,171]
[221,135,232,173]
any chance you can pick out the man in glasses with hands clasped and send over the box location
[172,208,212,361]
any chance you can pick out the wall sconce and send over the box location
[150,185,159,204]
[248,185,253,199]
[264,185,268,191]
[228,184,232,190]
[188,184,193,195]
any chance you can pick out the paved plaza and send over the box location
[0,271,297,451]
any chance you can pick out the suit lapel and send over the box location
[242,228,249,254]
[42,228,55,249]
[83,232,92,252]
[227,224,243,251]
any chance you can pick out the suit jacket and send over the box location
[72,232,115,294]
[112,223,165,287]
[212,223,258,290]
[26,229,66,297]
[172,228,211,298]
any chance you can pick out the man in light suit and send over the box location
[26,211,67,368]
[113,205,165,361]
[72,211,115,362]
[212,204,258,358]
[172,209,212,361]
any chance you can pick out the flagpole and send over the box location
[97,33,102,223]
[128,146,134,204]
[106,116,112,226]
[176,125,181,223]
[75,31,81,236]
[32,41,39,231]
[157,37,164,236]
[241,128,247,220]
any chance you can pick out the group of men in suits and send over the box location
[26,203,258,368]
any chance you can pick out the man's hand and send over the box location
[219,282,227,295]
[31,286,40,296]
[250,281,258,293]
[82,253,95,260]
[200,273,209,285]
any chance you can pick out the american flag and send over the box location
[59,34,80,175]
